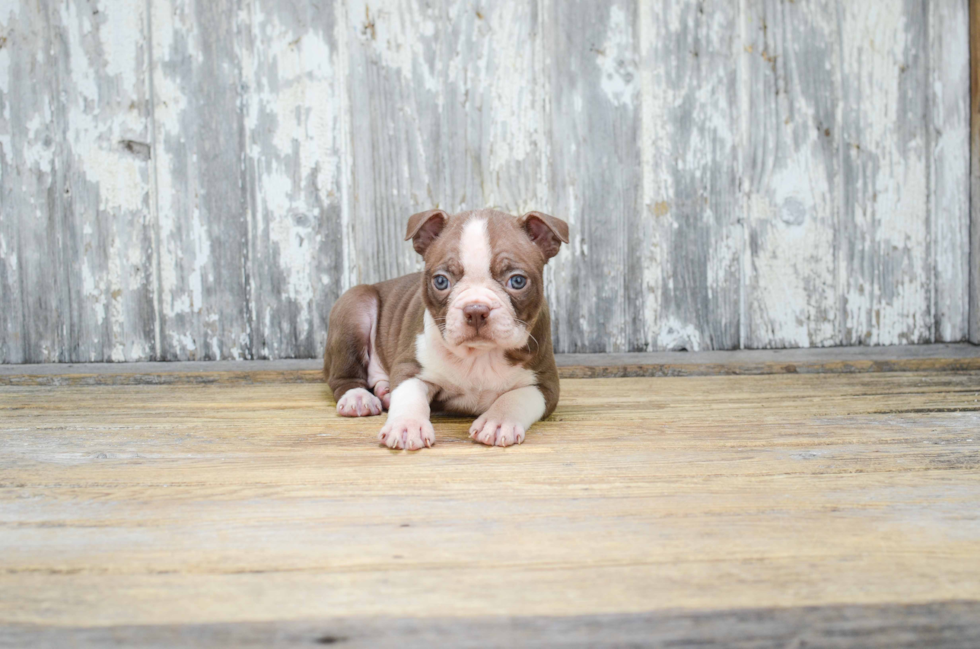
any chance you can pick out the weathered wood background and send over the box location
[0,0,974,362]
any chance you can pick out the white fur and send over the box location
[469,385,547,447]
[460,218,492,283]
[417,311,536,415]
[379,378,434,450]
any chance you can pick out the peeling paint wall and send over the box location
[0,0,972,361]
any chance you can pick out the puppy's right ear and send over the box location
[405,209,448,255]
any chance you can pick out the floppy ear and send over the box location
[518,211,569,260]
[405,209,448,255]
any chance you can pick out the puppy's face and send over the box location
[406,209,568,352]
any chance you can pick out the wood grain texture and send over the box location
[150,0,252,361]
[740,0,839,349]
[0,0,157,363]
[344,0,442,285]
[639,0,741,353]
[241,0,348,359]
[2,343,979,386]
[344,0,547,286]
[930,0,971,343]
[0,0,974,360]
[1,371,978,633]
[839,0,931,346]
[5,601,980,648]
[971,0,980,345]
[0,0,63,364]
[547,0,641,353]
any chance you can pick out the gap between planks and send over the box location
[0,344,977,386]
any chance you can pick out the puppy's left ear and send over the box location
[405,209,448,256]
[519,211,569,260]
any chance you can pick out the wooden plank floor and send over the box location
[1,365,980,646]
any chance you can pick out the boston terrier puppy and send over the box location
[324,208,568,450]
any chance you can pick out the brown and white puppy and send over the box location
[323,208,568,450]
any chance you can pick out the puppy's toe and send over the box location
[470,417,525,447]
[337,388,383,417]
[495,422,525,447]
[470,419,500,447]
[379,417,435,450]
[468,415,488,439]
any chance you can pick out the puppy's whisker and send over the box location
[525,332,539,352]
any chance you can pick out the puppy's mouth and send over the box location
[459,337,497,349]
[446,330,499,349]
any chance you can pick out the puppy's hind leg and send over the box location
[324,285,384,417]
[367,322,391,410]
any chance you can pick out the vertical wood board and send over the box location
[929,0,970,343]
[740,0,840,349]
[241,0,347,360]
[0,0,156,363]
[150,0,251,361]
[0,0,974,360]
[839,0,931,346]
[638,0,741,353]
[547,0,641,353]
[971,0,980,344]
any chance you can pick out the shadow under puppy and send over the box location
[324,208,568,450]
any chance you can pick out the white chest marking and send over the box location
[415,312,536,414]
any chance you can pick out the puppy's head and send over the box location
[405,209,568,353]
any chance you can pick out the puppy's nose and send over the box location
[463,304,490,330]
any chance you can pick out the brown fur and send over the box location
[324,209,566,419]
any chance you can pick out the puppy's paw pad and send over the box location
[379,417,436,450]
[337,388,383,417]
[469,417,525,447]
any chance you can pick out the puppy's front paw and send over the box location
[469,415,526,447]
[337,388,383,417]
[379,416,436,450]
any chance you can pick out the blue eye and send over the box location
[507,275,528,290]
[433,274,450,291]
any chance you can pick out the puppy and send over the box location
[324,208,568,450]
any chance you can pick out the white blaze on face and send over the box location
[460,218,492,284]
[442,217,528,351]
